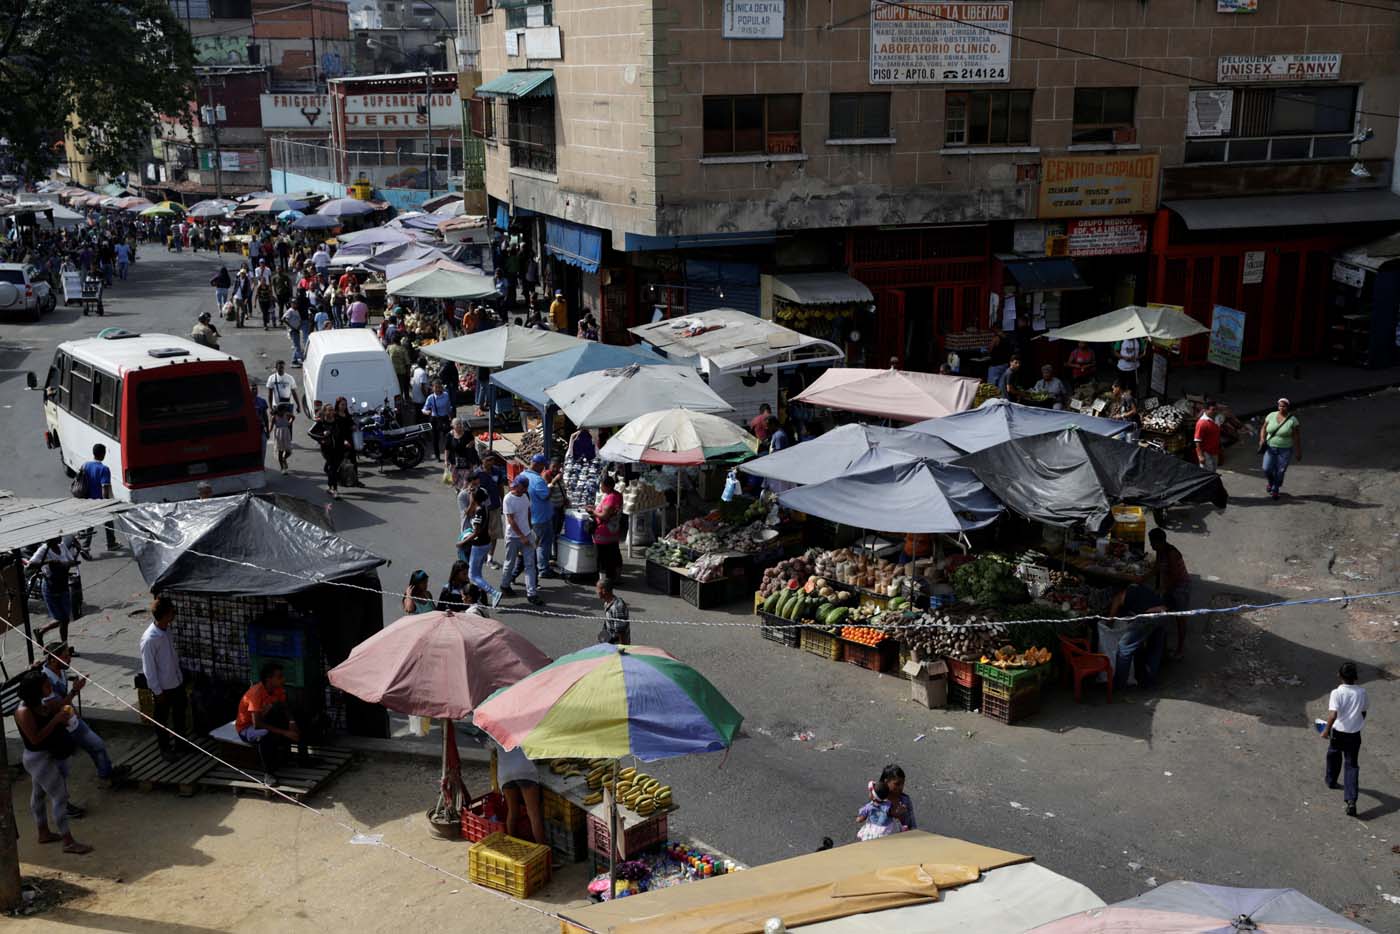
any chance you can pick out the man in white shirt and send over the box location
[140,597,186,762]
[312,244,330,284]
[409,359,430,408]
[1322,661,1367,816]
[266,361,303,414]
[499,475,542,605]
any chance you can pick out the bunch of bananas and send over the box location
[615,767,672,816]
[546,758,602,777]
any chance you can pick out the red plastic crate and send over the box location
[842,638,899,673]
[587,811,668,860]
[945,657,980,688]
[461,792,507,843]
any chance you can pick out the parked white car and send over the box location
[0,263,56,321]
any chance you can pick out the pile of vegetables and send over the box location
[981,645,1054,668]
[900,612,1011,662]
[645,542,690,568]
[813,549,906,595]
[756,553,817,598]
[515,427,566,463]
[952,556,1030,607]
[760,576,858,627]
[1141,399,1194,433]
[841,626,888,646]
[663,517,768,555]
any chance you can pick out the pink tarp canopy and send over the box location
[791,368,981,422]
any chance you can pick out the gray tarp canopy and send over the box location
[740,423,962,486]
[777,459,1003,534]
[908,398,1136,454]
[120,493,385,596]
[954,428,1228,531]
[0,495,131,552]
[490,341,668,415]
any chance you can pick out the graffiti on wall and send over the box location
[195,36,250,65]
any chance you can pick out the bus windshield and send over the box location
[136,371,245,424]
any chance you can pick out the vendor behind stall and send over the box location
[1106,585,1167,690]
[1033,365,1070,409]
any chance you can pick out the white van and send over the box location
[302,329,400,412]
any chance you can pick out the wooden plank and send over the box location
[195,744,354,800]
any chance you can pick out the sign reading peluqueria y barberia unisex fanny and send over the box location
[869,1,1012,84]
[1217,54,1342,83]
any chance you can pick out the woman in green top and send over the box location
[1259,397,1301,499]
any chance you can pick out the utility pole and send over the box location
[204,78,225,199]
[425,65,434,198]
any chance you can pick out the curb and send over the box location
[1232,380,1400,421]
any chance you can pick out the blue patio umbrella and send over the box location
[277,208,305,222]
[317,197,377,219]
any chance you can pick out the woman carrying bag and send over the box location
[1259,397,1301,500]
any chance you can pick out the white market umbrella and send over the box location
[546,363,732,429]
[791,367,982,422]
[1043,304,1209,343]
[420,323,586,369]
[188,198,237,218]
[599,408,758,466]
[385,259,498,300]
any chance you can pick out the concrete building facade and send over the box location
[472,0,1400,368]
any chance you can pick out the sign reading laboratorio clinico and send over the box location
[723,0,784,39]
[869,1,1012,84]
[1038,154,1161,219]
[1217,54,1342,83]
[260,92,458,129]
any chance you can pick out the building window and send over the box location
[508,97,556,173]
[944,90,1032,146]
[829,93,891,140]
[469,96,496,140]
[1184,86,1356,164]
[702,94,802,156]
[505,0,551,28]
[1072,88,1136,143]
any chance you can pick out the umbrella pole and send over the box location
[608,759,619,897]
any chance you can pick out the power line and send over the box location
[846,0,1398,123]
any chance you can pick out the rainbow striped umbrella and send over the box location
[473,644,742,762]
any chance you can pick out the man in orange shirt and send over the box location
[236,662,302,783]
[336,269,357,295]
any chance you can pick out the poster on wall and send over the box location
[1216,0,1257,12]
[1242,251,1266,285]
[1207,305,1246,371]
[1187,89,1234,137]
[723,0,784,38]
[1038,154,1161,219]
[869,0,1012,84]
[1217,54,1341,83]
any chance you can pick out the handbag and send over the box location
[70,472,87,498]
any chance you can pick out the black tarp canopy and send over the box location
[954,428,1228,530]
[120,493,385,596]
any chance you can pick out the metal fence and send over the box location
[269,137,480,192]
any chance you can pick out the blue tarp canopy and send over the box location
[907,398,1137,454]
[359,241,463,276]
[544,217,604,273]
[777,459,1003,534]
[491,341,668,415]
[740,423,962,486]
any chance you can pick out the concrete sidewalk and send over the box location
[1170,358,1400,417]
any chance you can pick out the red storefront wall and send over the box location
[1148,209,1343,365]
[846,227,989,369]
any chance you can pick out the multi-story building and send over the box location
[471,0,1400,368]
[351,0,457,72]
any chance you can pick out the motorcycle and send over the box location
[351,400,428,470]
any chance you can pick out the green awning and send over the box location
[475,70,554,99]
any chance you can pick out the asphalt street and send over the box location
[2,247,1398,928]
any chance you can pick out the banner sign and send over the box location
[1038,154,1161,218]
[1207,305,1246,371]
[869,1,1012,84]
[724,0,784,38]
[1066,217,1149,256]
[1217,54,1341,83]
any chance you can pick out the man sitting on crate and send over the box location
[236,662,306,785]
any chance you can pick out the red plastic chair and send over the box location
[1059,635,1113,703]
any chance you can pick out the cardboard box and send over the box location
[904,659,948,709]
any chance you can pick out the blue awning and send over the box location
[1004,258,1091,293]
[545,217,604,273]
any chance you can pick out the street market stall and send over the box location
[1042,303,1210,402]
[547,364,732,428]
[473,643,742,897]
[791,367,982,423]
[119,493,389,737]
[907,398,1136,453]
[740,423,962,486]
[558,831,1105,934]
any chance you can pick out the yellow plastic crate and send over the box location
[468,833,552,898]
[541,787,585,831]
[800,626,842,661]
[1110,505,1146,543]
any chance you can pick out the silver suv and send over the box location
[0,263,56,321]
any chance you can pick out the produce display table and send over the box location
[1055,551,1146,586]
[537,766,678,860]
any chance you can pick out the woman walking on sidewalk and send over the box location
[1259,397,1301,499]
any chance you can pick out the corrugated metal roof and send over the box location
[0,496,131,553]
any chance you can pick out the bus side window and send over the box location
[70,360,94,425]
[56,354,71,411]
[91,371,118,437]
